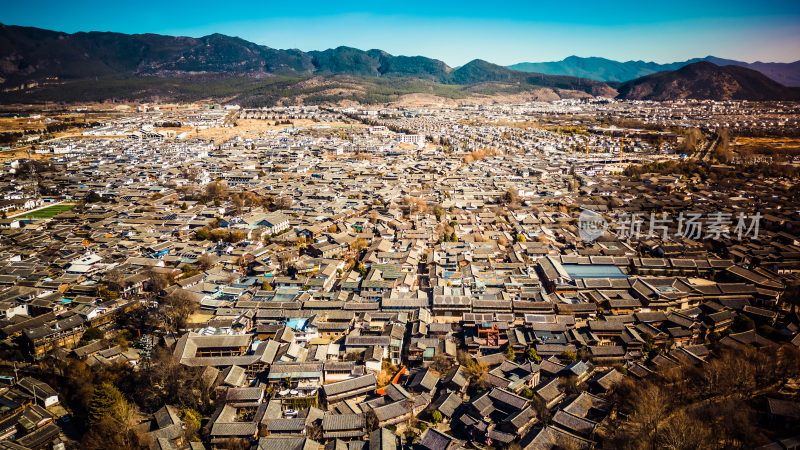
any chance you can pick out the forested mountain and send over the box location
[509,55,800,86]
[1,24,797,104]
[615,62,800,101]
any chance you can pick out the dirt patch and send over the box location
[392,87,572,107]
[736,137,800,151]
[392,93,462,108]
[157,118,364,144]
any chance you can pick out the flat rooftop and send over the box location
[562,264,626,279]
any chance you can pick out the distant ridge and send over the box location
[1,23,797,104]
[508,55,800,86]
[0,23,614,99]
[615,61,800,101]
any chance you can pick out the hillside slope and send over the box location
[0,23,616,103]
[615,62,800,101]
[508,55,800,86]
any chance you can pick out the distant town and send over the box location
[0,98,798,450]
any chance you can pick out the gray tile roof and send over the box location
[322,413,364,431]
[321,374,377,398]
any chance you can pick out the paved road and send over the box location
[699,136,719,162]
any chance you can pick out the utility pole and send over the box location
[25,147,39,199]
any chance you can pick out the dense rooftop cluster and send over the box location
[0,101,798,450]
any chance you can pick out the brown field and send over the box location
[159,118,364,144]
[1,106,364,159]
[187,310,214,325]
[1,107,133,160]
[0,116,50,133]
[0,107,129,133]
[489,119,541,129]
[735,137,800,152]
[0,148,48,160]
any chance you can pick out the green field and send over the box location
[15,203,76,219]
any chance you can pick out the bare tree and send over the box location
[231,194,244,215]
[351,238,368,252]
[205,181,228,201]
[146,268,170,293]
[274,196,293,210]
[104,268,126,293]
[161,289,198,331]
[181,166,200,182]
[364,409,380,432]
[197,253,217,271]
[429,353,455,376]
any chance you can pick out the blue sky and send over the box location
[3,0,799,66]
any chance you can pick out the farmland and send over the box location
[13,203,76,219]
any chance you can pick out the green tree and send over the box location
[520,388,535,399]
[87,382,127,428]
[113,330,131,351]
[458,352,488,384]
[525,347,541,363]
[733,314,755,332]
[180,408,202,435]
[180,202,188,210]
[504,345,516,361]
[97,286,119,301]
[431,410,443,424]
[559,350,577,364]
[79,327,104,346]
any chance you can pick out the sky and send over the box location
[3,0,799,66]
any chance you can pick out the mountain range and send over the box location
[0,24,613,96]
[508,55,800,86]
[615,61,799,101]
[1,23,798,105]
